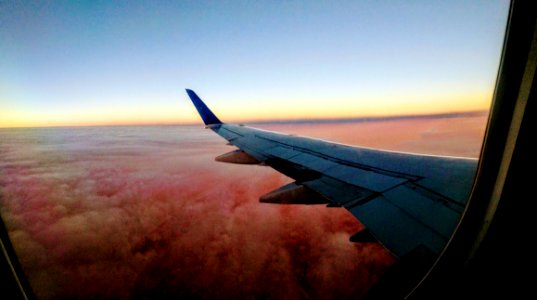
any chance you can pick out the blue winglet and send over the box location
[186,89,223,125]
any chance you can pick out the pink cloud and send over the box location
[0,126,396,299]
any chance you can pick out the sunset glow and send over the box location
[0,1,508,128]
[1,89,493,128]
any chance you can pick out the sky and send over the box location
[0,1,509,127]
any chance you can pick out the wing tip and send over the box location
[185,89,223,125]
[185,88,196,98]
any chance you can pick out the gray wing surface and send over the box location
[186,89,477,258]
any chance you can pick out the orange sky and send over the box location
[0,2,508,129]
[0,90,493,128]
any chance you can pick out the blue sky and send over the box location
[0,1,509,127]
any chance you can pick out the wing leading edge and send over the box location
[185,89,477,258]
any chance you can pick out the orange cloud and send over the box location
[0,126,394,299]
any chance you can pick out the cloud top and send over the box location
[0,125,394,299]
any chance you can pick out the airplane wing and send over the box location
[186,89,477,258]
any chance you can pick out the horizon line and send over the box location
[0,110,489,130]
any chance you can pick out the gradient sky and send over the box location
[0,1,509,127]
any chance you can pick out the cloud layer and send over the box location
[0,125,397,299]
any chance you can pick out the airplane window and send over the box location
[0,1,511,299]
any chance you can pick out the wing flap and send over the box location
[350,195,448,256]
[302,177,374,206]
[383,184,462,237]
